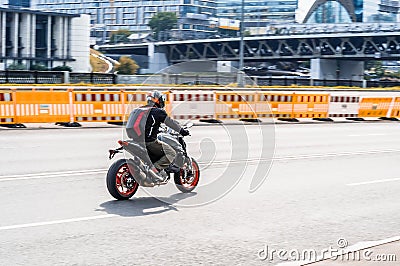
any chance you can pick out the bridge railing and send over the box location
[0,70,116,84]
[258,22,400,36]
[0,70,399,88]
[118,74,400,88]
[0,70,65,84]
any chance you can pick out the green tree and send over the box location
[243,30,252,37]
[371,61,384,78]
[115,56,139,75]
[110,29,132,44]
[148,12,178,40]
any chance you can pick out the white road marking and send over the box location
[0,214,117,231]
[349,133,387,137]
[1,168,108,178]
[1,149,400,182]
[204,148,400,167]
[276,235,400,266]
[347,177,400,186]
[344,235,400,252]
[142,207,169,213]
[186,140,231,144]
[0,169,107,182]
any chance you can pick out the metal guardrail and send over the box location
[265,22,400,36]
[123,74,399,88]
[0,71,399,88]
[0,70,64,84]
[0,70,116,84]
[69,72,116,84]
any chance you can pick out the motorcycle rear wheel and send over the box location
[174,157,200,193]
[106,159,139,200]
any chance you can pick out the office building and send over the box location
[216,0,298,28]
[0,7,90,71]
[377,0,400,22]
[299,0,363,23]
[35,0,217,43]
[298,0,399,23]
[0,0,31,8]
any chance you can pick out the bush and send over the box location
[115,56,139,75]
[52,65,72,72]
[7,63,26,70]
[30,64,48,71]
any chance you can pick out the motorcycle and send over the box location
[106,123,200,200]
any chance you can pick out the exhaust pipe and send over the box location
[127,158,157,187]
[127,157,168,187]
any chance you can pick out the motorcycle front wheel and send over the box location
[106,159,139,200]
[174,157,200,193]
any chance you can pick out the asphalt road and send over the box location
[0,122,399,265]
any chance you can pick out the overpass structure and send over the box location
[99,23,400,80]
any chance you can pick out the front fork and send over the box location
[185,156,193,171]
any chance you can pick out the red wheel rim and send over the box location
[115,163,138,196]
[180,161,199,189]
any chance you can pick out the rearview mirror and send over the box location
[184,122,194,129]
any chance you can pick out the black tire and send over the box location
[174,157,200,193]
[106,159,139,200]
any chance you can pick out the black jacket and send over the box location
[145,107,182,142]
[145,107,168,142]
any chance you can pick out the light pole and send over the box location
[237,0,245,87]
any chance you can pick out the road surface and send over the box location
[0,122,399,265]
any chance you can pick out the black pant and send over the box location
[145,139,176,169]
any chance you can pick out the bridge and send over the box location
[99,23,400,80]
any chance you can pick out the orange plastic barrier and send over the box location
[215,92,257,119]
[123,91,152,118]
[0,91,15,124]
[14,90,71,123]
[256,93,293,118]
[255,93,329,119]
[328,95,360,118]
[291,94,329,118]
[73,91,123,122]
[73,91,149,122]
[358,97,392,118]
[2,89,400,125]
[389,97,400,117]
[170,91,215,120]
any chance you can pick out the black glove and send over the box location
[180,128,190,136]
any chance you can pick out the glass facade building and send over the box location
[34,0,217,42]
[305,0,363,23]
[216,0,298,27]
[9,0,31,7]
[303,0,399,23]
[377,0,400,22]
[0,0,31,8]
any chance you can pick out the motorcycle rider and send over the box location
[126,91,190,183]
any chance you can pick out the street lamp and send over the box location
[237,0,245,87]
[239,0,245,71]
